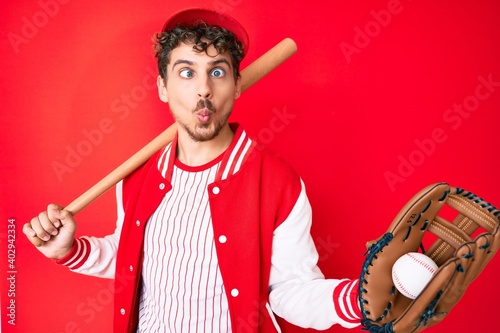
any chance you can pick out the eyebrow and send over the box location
[172,59,194,70]
[171,58,231,70]
[210,59,231,67]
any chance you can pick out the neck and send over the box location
[176,123,234,166]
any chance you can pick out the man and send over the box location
[23,8,361,332]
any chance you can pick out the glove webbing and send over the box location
[425,188,500,266]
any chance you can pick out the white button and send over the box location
[129,265,134,272]
[136,220,140,226]
[159,183,165,190]
[120,308,126,315]
[212,186,220,195]
[219,235,227,243]
[231,289,239,297]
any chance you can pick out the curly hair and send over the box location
[153,22,245,82]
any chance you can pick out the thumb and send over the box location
[47,204,76,233]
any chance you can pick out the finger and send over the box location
[47,203,64,228]
[28,216,52,242]
[432,259,466,316]
[38,211,59,237]
[23,222,46,247]
[49,206,77,235]
[464,233,495,284]
[454,242,475,284]
[22,222,37,238]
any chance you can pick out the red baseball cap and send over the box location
[161,8,249,55]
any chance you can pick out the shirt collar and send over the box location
[156,123,256,182]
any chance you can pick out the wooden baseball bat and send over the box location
[29,37,297,247]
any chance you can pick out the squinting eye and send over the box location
[211,68,225,78]
[180,69,194,78]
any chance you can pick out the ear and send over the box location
[157,75,168,103]
[234,75,242,100]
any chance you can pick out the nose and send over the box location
[197,73,212,99]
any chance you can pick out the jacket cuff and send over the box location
[55,237,91,270]
[333,279,362,324]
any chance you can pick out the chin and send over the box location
[189,125,219,142]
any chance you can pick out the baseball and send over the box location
[392,252,438,299]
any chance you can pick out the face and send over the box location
[157,41,242,142]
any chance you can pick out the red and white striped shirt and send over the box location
[137,154,232,332]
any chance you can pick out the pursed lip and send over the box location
[194,99,216,123]
[195,108,213,123]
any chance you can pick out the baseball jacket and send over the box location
[57,123,361,332]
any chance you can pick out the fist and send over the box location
[23,204,77,259]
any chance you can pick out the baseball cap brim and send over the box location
[161,8,249,55]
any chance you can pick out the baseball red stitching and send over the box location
[407,253,437,274]
[393,270,416,299]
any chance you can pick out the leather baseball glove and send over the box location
[359,182,500,333]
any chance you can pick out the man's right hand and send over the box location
[23,204,77,260]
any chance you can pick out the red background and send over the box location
[1,0,499,332]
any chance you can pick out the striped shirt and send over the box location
[137,152,231,332]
